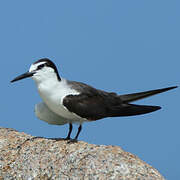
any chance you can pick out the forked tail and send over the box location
[119,86,177,103]
[109,86,177,117]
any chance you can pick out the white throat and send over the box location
[32,67,59,84]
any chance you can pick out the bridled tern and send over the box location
[11,58,177,142]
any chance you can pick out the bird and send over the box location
[11,58,177,142]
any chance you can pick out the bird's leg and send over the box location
[67,124,82,143]
[65,123,72,140]
[74,124,82,140]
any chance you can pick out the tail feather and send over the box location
[109,104,161,117]
[119,86,177,103]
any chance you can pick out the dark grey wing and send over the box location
[63,92,161,120]
[64,80,125,120]
[63,93,112,120]
[63,81,175,120]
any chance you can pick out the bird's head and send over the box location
[11,58,61,84]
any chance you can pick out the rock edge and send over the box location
[0,127,164,179]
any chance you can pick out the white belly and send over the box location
[37,78,85,123]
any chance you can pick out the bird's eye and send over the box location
[37,64,46,70]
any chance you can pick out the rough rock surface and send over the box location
[0,127,164,180]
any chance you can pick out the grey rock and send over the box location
[0,127,165,180]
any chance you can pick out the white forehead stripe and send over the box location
[29,62,46,72]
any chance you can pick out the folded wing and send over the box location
[63,86,177,120]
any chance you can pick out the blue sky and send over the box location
[0,1,179,179]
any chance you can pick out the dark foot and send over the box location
[64,136,71,140]
[67,138,78,143]
[50,137,64,141]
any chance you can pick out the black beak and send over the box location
[11,71,35,83]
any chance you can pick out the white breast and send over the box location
[37,78,83,121]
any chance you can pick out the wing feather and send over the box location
[63,94,110,120]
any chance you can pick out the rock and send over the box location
[0,127,164,180]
